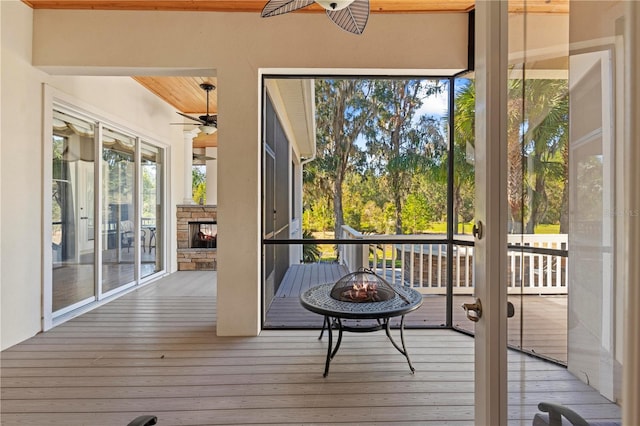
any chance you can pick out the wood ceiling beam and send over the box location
[23,1,477,13]
[22,1,569,14]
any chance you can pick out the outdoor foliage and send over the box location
[301,229,321,263]
[302,77,569,247]
[192,165,206,204]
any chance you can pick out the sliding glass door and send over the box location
[101,128,137,294]
[51,111,97,314]
[141,142,164,278]
[49,107,166,322]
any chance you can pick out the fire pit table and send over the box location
[300,281,423,377]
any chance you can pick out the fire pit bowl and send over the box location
[330,268,399,303]
[300,274,423,377]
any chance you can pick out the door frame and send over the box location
[473,1,509,424]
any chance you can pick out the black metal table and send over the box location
[300,282,423,377]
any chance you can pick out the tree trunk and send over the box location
[333,177,344,240]
[394,194,403,235]
[525,175,547,234]
[453,184,462,234]
[559,143,569,234]
[332,176,345,263]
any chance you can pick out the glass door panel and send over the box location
[51,111,97,314]
[141,142,164,278]
[506,0,625,419]
[101,128,136,294]
[451,75,476,332]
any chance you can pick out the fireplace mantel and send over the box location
[177,204,217,271]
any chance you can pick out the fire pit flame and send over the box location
[341,282,380,302]
[330,268,398,303]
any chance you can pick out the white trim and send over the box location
[42,85,54,331]
[96,123,104,299]
[100,280,137,300]
[260,67,466,77]
[51,296,95,319]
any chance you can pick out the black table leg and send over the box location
[318,316,328,340]
[322,317,345,377]
[323,316,332,377]
[330,318,343,360]
[384,315,415,374]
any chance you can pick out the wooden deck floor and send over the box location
[0,271,620,425]
[266,263,568,364]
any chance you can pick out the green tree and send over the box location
[522,79,569,233]
[450,78,568,234]
[313,79,373,239]
[192,165,206,204]
[141,165,156,217]
[402,193,432,234]
[366,79,443,234]
[451,79,477,233]
[506,78,569,233]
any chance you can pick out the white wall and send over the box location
[0,1,185,349]
[1,1,49,349]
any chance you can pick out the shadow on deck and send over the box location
[265,262,568,364]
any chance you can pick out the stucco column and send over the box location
[216,66,261,337]
[183,129,200,204]
[624,1,640,424]
[206,146,217,205]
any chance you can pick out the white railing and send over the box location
[341,226,568,295]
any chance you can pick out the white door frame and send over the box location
[474,1,510,424]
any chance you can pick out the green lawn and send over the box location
[534,224,561,234]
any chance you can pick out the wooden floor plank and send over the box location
[0,271,620,426]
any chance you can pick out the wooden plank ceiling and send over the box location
[24,1,479,13]
[132,76,218,148]
[25,1,568,148]
[22,1,569,16]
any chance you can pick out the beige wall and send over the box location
[0,1,186,350]
[27,8,470,337]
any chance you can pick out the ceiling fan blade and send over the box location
[193,153,216,161]
[177,111,205,125]
[261,0,315,17]
[326,0,369,35]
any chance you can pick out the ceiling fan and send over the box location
[261,0,370,35]
[193,152,216,162]
[173,82,217,135]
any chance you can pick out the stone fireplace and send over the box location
[177,205,217,271]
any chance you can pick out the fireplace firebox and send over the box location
[190,222,217,248]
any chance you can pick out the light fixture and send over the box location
[199,125,217,135]
[316,0,355,11]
